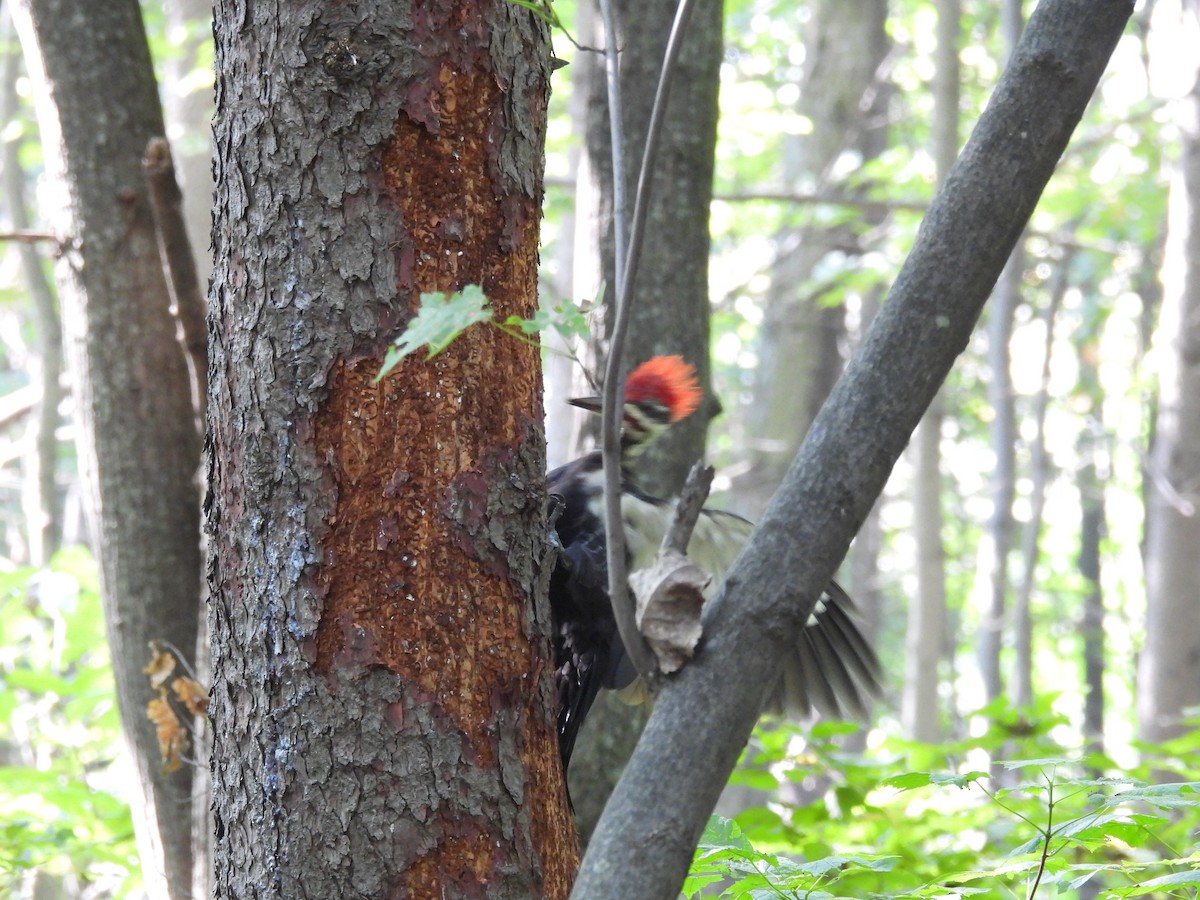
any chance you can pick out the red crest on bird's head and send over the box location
[622,355,702,423]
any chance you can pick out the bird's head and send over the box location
[570,355,702,452]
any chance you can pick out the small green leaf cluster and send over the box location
[377,285,589,381]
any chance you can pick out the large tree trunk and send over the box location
[12,3,203,897]
[1138,0,1200,750]
[208,2,572,896]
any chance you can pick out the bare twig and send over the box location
[143,137,208,426]
[661,462,714,556]
[0,383,39,429]
[0,229,59,244]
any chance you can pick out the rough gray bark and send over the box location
[573,3,1133,896]
[1138,0,1200,749]
[903,0,959,744]
[12,3,202,897]
[208,2,572,896]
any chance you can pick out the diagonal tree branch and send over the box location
[571,0,1134,896]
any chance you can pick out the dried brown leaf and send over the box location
[146,694,188,773]
[171,676,210,717]
[630,550,707,674]
[142,642,176,690]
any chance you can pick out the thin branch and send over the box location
[0,382,42,428]
[0,229,59,244]
[661,463,714,556]
[143,137,208,427]
[1027,776,1055,900]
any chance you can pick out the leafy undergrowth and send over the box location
[687,711,1200,899]
[0,548,140,898]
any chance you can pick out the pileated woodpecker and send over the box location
[547,356,880,770]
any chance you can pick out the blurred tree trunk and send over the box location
[903,0,959,744]
[566,0,724,836]
[162,0,214,287]
[849,287,887,651]
[159,4,217,892]
[976,251,1019,703]
[737,0,891,520]
[1,27,62,567]
[1138,0,1200,750]
[729,0,892,799]
[1011,260,1067,708]
[12,2,202,897]
[207,2,573,895]
[545,1,592,474]
[1077,388,1106,756]
[975,0,1024,709]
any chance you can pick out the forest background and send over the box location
[0,0,1198,898]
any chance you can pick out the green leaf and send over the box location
[680,872,725,897]
[502,299,589,343]
[883,770,987,791]
[377,286,492,380]
[794,854,900,877]
[501,0,559,26]
[697,815,755,854]
[3,669,73,695]
[997,757,1072,770]
[1121,868,1200,894]
[808,720,862,739]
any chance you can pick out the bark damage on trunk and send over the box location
[210,1,575,896]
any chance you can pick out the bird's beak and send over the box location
[568,395,603,414]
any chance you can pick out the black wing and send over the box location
[547,453,881,771]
